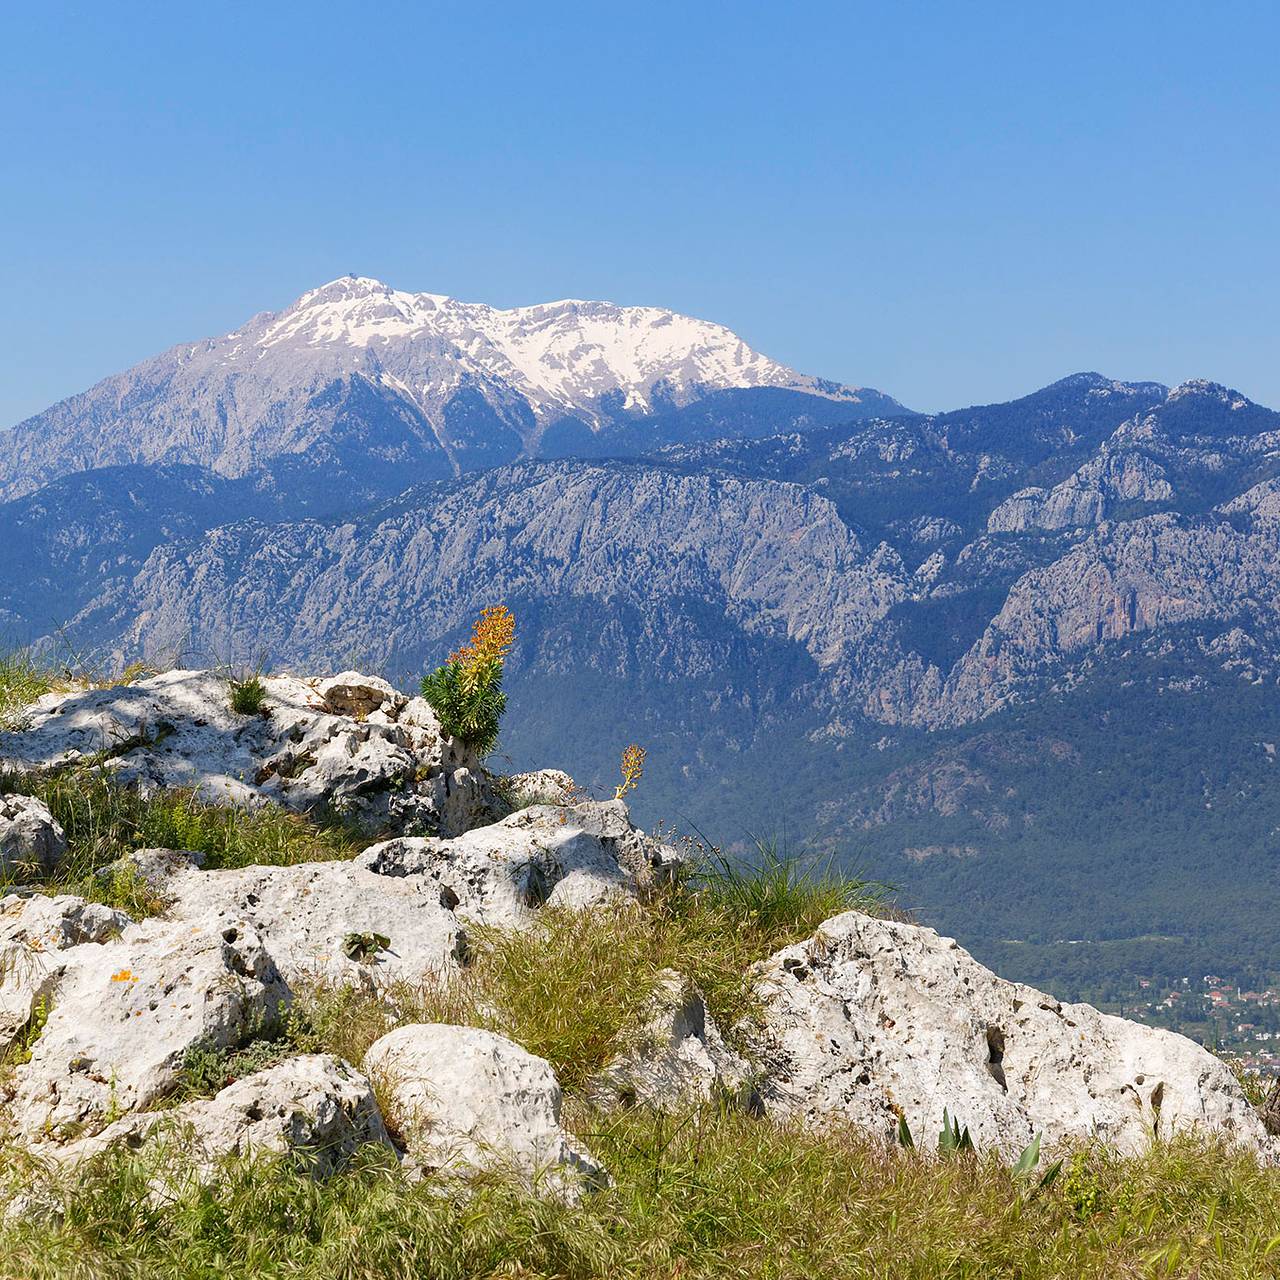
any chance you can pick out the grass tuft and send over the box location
[0,651,56,731]
[228,674,268,717]
[0,769,363,904]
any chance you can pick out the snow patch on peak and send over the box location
[247,277,858,423]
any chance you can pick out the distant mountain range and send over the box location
[5,279,1280,1003]
[0,276,903,502]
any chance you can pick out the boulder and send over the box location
[7,917,287,1139]
[363,1024,607,1201]
[46,1054,391,1178]
[0,795,67,878]
[357,799,682,927]
[752,911,1270,1157]
[0,894,131,1054]
[497,769,580,809]
[0,670,494,837]
[590,970,751,1110]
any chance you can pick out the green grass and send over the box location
[1,1115,1278,1278]
[0,769,363,908]
[0,650,57,730]
[228,674,268,716]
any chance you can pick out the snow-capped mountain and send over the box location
[0,276,904,500]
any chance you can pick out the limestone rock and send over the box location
[591,970,751,1110]
[363,1024,607,1201]
[987,450,1173,533]
[0,894,131,1054]
[752,911,1268,1157]
[357,800,680,927]
[313,672,402,719]
[7,917,287,1139]
[0,670,494,837]
[497,769,580,809]
[153,855,466,987]
[48,1055,391,1178]
[0,795,67,878]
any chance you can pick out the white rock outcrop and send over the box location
[143,854,466,987]
[95,801,670,989]
[363,1024,607,1201]
[0,795,67,878]
[7,917,287,1139]
[0,669,493,837]
[591,970,751,1110]
[0,894,131,1055]
[356,800,681,927]
[987,450,1173,533]
[46,1054,391,1178]
[753,911,1269,1157]
[497,769,580,809]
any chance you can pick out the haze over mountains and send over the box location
[6,278,1280,1000]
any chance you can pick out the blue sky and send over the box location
[3,1,1277,424]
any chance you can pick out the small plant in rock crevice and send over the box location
[228,672,268,716]
[420,605,515,755]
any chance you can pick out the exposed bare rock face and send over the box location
[105,800,673,987]
[987,449,1173,532]
[0,796,67,878]
[356,799,683,927]
[0,669,494,837]
[0,894,131,1055]
[752,912,1269,1157]
[590,970,751,1110]
[6,917,288,1140]
[363,1024,608,1202]
[43,1055,392,1179]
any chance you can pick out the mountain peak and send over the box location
[0,279,903,500]
[1166,378,1249,406]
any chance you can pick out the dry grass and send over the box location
[1,1113,1278,1279]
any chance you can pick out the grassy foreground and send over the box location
[3,657,1279,1276]
[1,1118,1278,1279]
[4,843,1279,1278]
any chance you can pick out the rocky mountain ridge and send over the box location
[5,297,1280,1002]
[0,276,903,501]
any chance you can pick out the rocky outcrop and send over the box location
[137,854,467,988]
[931,514,1280,725]
[0,796,66,878]
[752,911,1268,1157]
[0,894,130,1054]
[363,1024,607,1202]
[590,970,750,1110]
[0,669,493,837]
[6,917,288,1140]
[47,1055,391,1178]
[104,799,674,987]
[987,450,1173,533]
[356,799,682,927]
